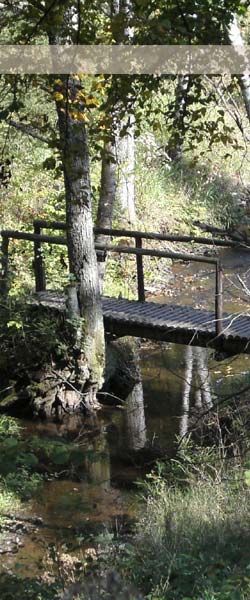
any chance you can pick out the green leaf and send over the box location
[244,470,250,486]
[3,437,19,449]
[7,320,22,329]
[51,448,70,465]
[70,449,85,465]
[19,453,39,467]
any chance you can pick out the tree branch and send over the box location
[8,119,51,144]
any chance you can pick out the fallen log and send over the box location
[193,220,250,245]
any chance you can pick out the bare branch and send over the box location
[8,119,51,144]
[204,75,250,142]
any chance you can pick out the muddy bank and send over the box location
[0,325,141,419]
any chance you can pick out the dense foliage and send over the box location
[1,2,250,599]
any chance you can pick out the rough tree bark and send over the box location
[45,8,105,412]
[55,77,105,411]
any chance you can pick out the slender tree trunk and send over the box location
[116,0,136,225]
[95,0,135,291]
[227,15,250,123]
[56,78,105,411]
[117,116,136,225]
[167,75,191,161]
[95,139,117,289]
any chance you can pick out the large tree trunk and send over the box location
[56,78,105,411]
[227,15,250,123]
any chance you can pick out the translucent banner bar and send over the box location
[0,44,249,75]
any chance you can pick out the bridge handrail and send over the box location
[33,218,242,248]
[1,225,223,335]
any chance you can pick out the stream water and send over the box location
[1,247,250,578]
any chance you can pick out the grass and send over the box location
[0,488,20,524]
[109,445,250,600]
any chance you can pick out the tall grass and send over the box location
[113,445,250,599]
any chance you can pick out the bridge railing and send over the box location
[1,219,229,335]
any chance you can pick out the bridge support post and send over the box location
[135,237,145,302]
[34,223,46,292]
[215,261,223,336]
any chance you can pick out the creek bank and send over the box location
[0,295,146,420]
[0,512,43,555]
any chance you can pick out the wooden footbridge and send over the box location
[1,220,250,355]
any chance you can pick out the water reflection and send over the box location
[3,335,250,578]
[84,429,111,491]
[125,379,147,450]
[180,346,212,437]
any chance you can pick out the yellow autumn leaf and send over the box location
[94,84,106,96]
[70,110,89,122]
[86,97,100,107]
[78,113,89,122]
[54,79,63,85]
[54,92,64,102]
[77,91,86,101]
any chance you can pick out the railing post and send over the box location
[135,237,145,302]
[215,260,223,336]
[34,223,46,292]
[0,234,10,295]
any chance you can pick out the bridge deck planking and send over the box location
[32,292,250,355]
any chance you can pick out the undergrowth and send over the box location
[108,440,250,600]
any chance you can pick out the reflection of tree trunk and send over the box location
[194,387,202,409]
[125,379,146,450]
[84,431,111,491]
[180,346,193,438]
[194,347,213,409]
[180,346,212,437]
